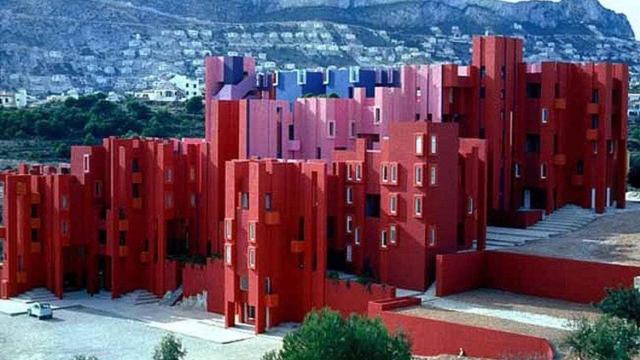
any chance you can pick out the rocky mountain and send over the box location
[0,0,638,96]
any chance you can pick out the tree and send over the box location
[598,287,640,324]
[153,334,187,360]
[565,316,640,360]
[185,96,204,115]
[262,308,411,360]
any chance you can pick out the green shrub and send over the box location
[262,308,411,360]
[598,287,640,324]
[153,334,187,360]
[565,315,640,360]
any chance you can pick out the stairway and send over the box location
[159,285,183,306]
[122,289,161,306]
[486,205,598,249]
[11,288,59,304]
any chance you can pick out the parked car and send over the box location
[26,302,53,320]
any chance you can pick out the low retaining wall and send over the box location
[181,258,225,313]
[325,278,396,317]
[368,298,553,360]
[436,251,640,303]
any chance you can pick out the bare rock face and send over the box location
[0,0,636,95]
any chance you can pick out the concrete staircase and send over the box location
[486,205,597,249]
[11,288,59,304]
[122,289,161,306]
[159,285,183,307]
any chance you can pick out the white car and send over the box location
[26,302,53,320]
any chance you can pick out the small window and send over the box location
[414,196,423,217]
[249,221,256,242]
[165,193,174,209]
[95,181,103,198]
[83,154,90,173]
[346,245,353,263]
[346,187,353,204]
[354,163,362,181]
[189,167,196,182]
[467,197,474,215]
[225,219,233,240]
[592,89,599,104]
[349,66,360,83]
[414,164,423,186]
[288,124,295,141]
[349,120,356,139]
[346,164,353,181]
[265,193,273,211]
[428,226,437,247]
[608,140,615,155]
[241,192,249,209]
[380,230,388,248]
[389,225,397,245]
[430,165,437,186]
[61,195,69,210]
[514,163,521,178]
[390,163,398,184]
[389,194,397,215]
[346,215,353,234]
[119,231,126,246]
[381,164,389,183]
[248,247,256,269]
[98,230,107,245]
[190,194,196,207]
[61,221,68,235]
[165,169,173,183]
[540,163,547,179]
[415,134,424,155]
[577,160,584,175]
[541,108,549,124]
[430,135,437,155]
[225,244,232,266]
[327,120,336,138]
[592,141,598,155]
[132,158,140,172]
[296,70,307,85]
[354,227,361,245]
[31,229,39,242]
[132,183,141,198]
[374,107,381,125]
[273,71,279,86]
[480,87,486,99]
[591,115,599,129]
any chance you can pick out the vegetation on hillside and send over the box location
[0,94,204,160]
[629,124,640,189]
[262,308,411,360]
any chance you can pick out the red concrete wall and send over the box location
[324,278,395,317]
[182,258,225,314]
[486,252,640,304]
[368,297,554,359]
[436,251,486,297]
[436,251,640,304]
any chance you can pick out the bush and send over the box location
[565,316,640,360]
[262,308,411,360]
[598,287,640,324]
[153,334,187,360]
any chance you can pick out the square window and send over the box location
[540,163,547,179]
[165,169,173,183]
[61,221,68,235]
[514,163,521,178]
[241,192,249,209]
[414,164,423,187]
[428,226,437,246]
[165,193,174,209]
[380,230,388,248]
[346,245,353,263]
[94,181,103,198]
[381,164,389,183]
[61,195,69,210]
[354,227,361,245]
[225,244,233,266]
[389,194,397,215]
[541,108,549,124]
[390,163,398,184]
[430,165,437,186]
[327,120,336,138]
[467,197,474,215]
[346,215,353,233]
[83,154,90,173]
[349,121,356,139]
[225,219,233,240]
[248,247,256,269]
[430,135,437,154]
[414,196,423,217]
[374,107,381,125]
[592,141,598,155]
[265,193,273,211]
[355,163,362,181]
[347,164,353,181]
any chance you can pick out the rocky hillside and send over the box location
[0,0,637,95]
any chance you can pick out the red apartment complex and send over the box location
[0,36,628,337]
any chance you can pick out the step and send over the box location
[530,224,578,232]
[486,240,519,247]
[487,226,553,239]
[486,234,530,244]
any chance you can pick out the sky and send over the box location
[504,0,640,40]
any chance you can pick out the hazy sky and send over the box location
[503,0,640,39]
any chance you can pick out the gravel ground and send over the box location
[502,205,640,265]
[0,307,281,360]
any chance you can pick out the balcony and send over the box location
[118,220,128,231]
[586,129,598,141]
[290,241,305,253]
[17,271,27,284]
[132,172,143,184]
[265,294,279,308]
[132,198,142,209]
[139,251,150,263]
[287,140,301,152]
[571,175,584,186]
[554,98,566,110]
[31,242,41,253]
[118,245,129,257]
[265,211,280,225]
[587,103,599,114]
[553,154,567,166]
